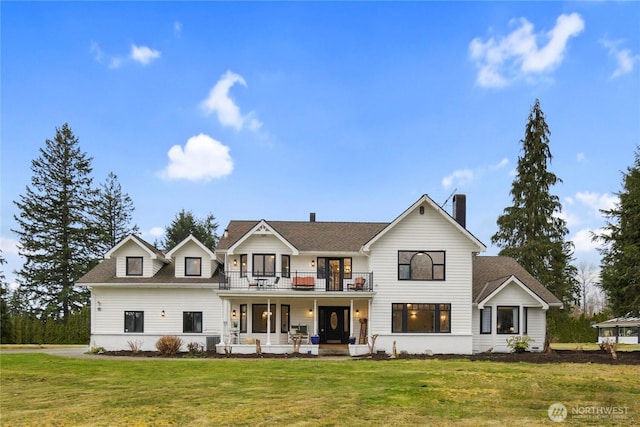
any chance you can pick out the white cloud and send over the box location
[601,38,640,78]
[130,44,161,65]
[442,169,475,189]
[577,152,585,162]
[200,70,262,131]
[572,228,601,253]
[160,133,233,182]
[174,21,182,37]
[469,13,584,87]
[492,158,509,169]
[146,227,165,238]
[90,41,104,62]
[0,237,20,256]
[575,191,618,216]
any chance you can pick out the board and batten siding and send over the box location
[366,204,482,354]
[472,281,547,353]
[91,286,221,351]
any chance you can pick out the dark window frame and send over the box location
[391,303,451,333]
[126,257,143,276]
[397,251,446,281]
[185,257,202,277]
[124,311,144,333]
[240,254,248,278]
[480,307,492,334]
[183,311,203,333]
[316,257,352,279]
[281,304,290,333]
[252,254,276,277]
[252,303,276,333]
[239,304,247,333]
[281,255,291,278]
[497,306,519,334]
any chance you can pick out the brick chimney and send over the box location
[452,194,466,228]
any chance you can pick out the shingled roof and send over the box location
[472,256,562,306]
[216,220,389,253]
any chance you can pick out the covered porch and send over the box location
[215,290,373,355]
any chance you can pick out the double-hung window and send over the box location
[183,311,203,333]
[480,307,492,334]
[185,257,202,276]
[398,251,445,280]
[392,303,451,333]
[124,311,144,333]
[281,255,290,278]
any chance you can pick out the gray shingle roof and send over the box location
[76,258,221,284]
[472,256,562,306]
[217,220,389,252]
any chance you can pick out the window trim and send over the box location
[239,304,247,333]
[240,254,248,278]
[183,311,203,333]
[281,304,290,333]
[397,250,446,281]
[124,311,144,333]
[391,303,451,333]
[252,254,276,277]
[497,306,519,334]
[281,255,291,278]
[126,257,143,276]
[185,257,202,277]
[480,307,492,334]
[252,303,276,333]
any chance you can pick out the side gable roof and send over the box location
[104,234,168,263]
[473,256,562,308]
[165,234,215,259]
[217,220,388,254]
[362,194,485,252]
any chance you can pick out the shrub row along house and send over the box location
[78,194,561,355]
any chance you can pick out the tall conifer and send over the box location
[12,123,98,322]
[491,100,577,306]
[94,172,139,255]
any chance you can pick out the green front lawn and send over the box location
[1,353,638,426]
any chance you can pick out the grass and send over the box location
[550,342,640,352]
[1,353,638,426]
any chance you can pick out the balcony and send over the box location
[218,271,373,292]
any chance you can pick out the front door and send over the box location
[319,306,349,344]
[327,258,343,291]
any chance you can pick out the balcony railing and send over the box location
[218,271,373,292]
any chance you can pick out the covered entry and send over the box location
[319,306,350,344]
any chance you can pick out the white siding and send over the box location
[172,241,215,278]
[91,286,221,351]
[113,240,164,278]
[472,282,548,353]
[366,204,480,354]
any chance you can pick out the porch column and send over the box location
[266,298,272,346]
[350,299,354,339]
[367,299,372,342]
[313,299,318,335]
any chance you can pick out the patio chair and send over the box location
[348,277,366,291]
[266,276,280,289]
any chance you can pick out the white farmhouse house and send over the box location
[78,194,561,355]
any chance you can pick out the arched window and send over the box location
[398,251,445,280]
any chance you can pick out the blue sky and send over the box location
[2,1,639,289]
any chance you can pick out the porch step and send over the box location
[318,344,349,357]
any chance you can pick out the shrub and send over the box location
[155,336,183,356]
[187,341,205,355]
[89,346,105,354]
[127,340,143,354]
[506,335,534,353]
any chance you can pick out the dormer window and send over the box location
[126,257,143,276]
[185,257,202,276]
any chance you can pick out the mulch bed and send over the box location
[100,350,640,364]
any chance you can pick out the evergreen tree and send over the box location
[94,172,139,256]
[0,252,14,343]
[594,146,640,316]
[12,123,98,323]
[162,210,218,251]
[491,99,577,306]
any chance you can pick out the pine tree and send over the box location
[12,123,98,323]
[0,252,14,343]
[162,210,218,251]
[595,146,640,316]
[491,100,577,306]
[94,172,139,256]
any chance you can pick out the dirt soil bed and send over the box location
[100,349,640,364]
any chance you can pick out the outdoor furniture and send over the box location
[266,276,280,289]
[292,276,315,290]
[348,277,366,291]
